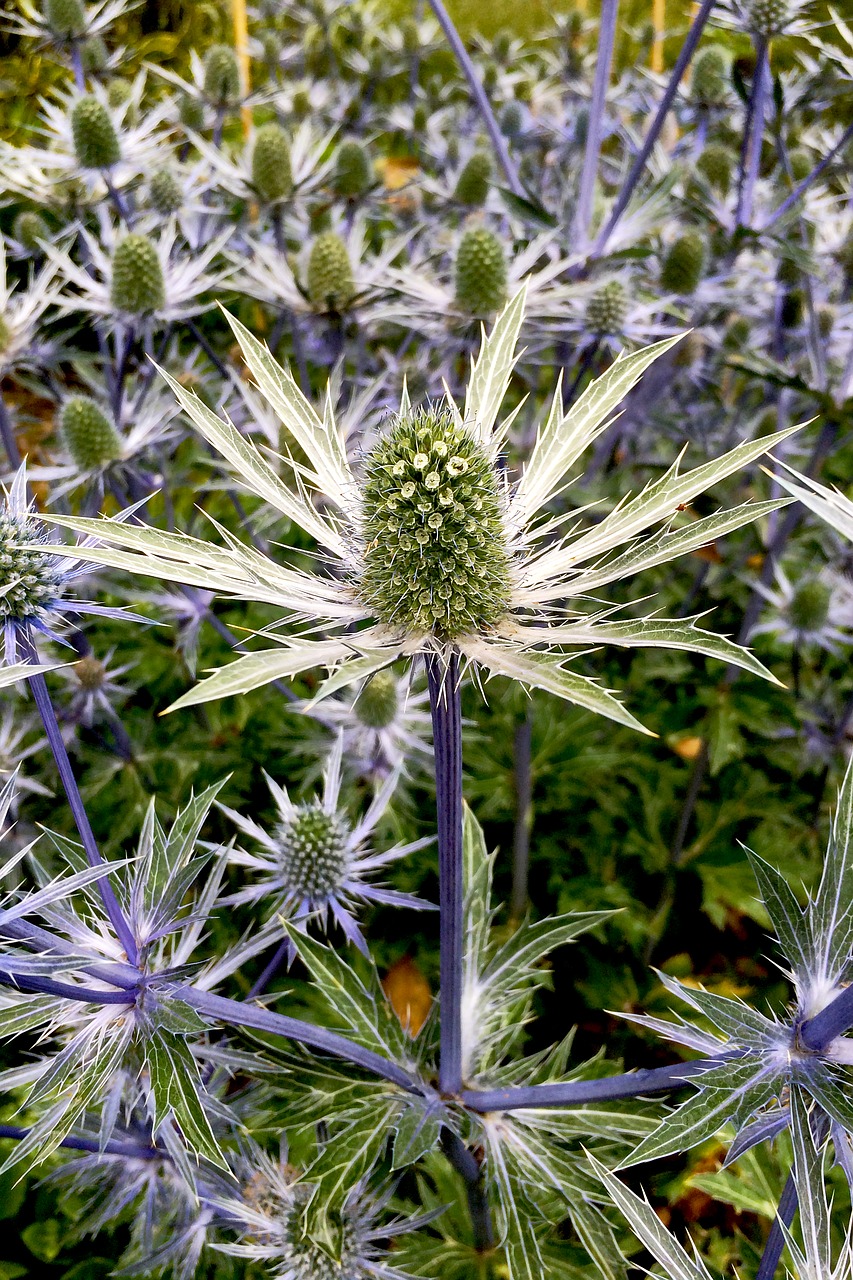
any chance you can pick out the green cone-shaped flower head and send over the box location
[261,30,282,62]
[789,579,831,634]
[332,140,372,198]
[276,802,350,899]
[453,151,492,206]
[71,95,120,170]
[454,228,508,316]
[0,511,62,621]
[360,406,513,639]
[696,142,733,193]
[60,396,122,469]
[788,148,811,183]
[661,232,706,295]
[691,46,728,106]
[179,94,205,131]
[742,0,800,36]
[203,44,241,106]
[306,232,355,313]
[110,234,165,315]
[585,279,628,334]
[251,123,293,201]
[13,211,50,253]
[501,101,524,138]
[44,0,86,39]
[80,34,107,71]
[106,76,133,110]
[355,672,398,729]
[147,167,182,215]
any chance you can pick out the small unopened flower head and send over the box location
[454,227,508,316]
[178,93,205,130]
[789,578,832,635]
[360,406,513,639]
[276,802,351,904]
[788,148,812,183]
[306,232,356,313]
[12,212,49,254]
[696,142,733,193]
[203,43,241,107]
[147,167,182,215]
[110,233,165,315]
[60,395,122,469]
[453,151,492,207]
[71,95,120,170]
[261,30,282,62]
[501,100,524,138]
[80,34,108,72]
[354,671,398,729]
[73,654,108,692]
[660,231,706,295]
[741,0,802,36]
[106,77,133,110]
[332,140,372,199]
[690,46,729,105]
[251,122,293,201]
[585,279,628,334]
[0,509,63,623]
[43,0,86,39]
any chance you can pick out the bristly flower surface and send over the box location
[50,289,794,731]
[218,734,433,952]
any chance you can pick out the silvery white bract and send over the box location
[48,287,793,732]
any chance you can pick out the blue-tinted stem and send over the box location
[23,645,139,967]
[573,0,618,249]
[0,969,135,1004]
[756,1172,798,1280]
[736,37,769,228]
[0,918,140,988]
[592,0,716,258]
[0,1124,161,1160]
[762,121,853,232]
[71,43,84,91]
[0,392,21,468]
[462,1057,719,1111]
[175,985,420,1092]
[424,0,524,198]
[426,651,464,1096]
[442,1128,495,1252]
[800,983,853,1050]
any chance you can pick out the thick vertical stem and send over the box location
[592,0,716,258]
[441,1129,495,1253]
[573,0,618,249]
[23,636,138,966]
[0,392,21,468]
[424,0,524,198]
[426,650,464,1096]
[736,37,769,228]
[756,1172,797,1280]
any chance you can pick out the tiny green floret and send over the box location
[355,671,398,728]
[0,511,63,621]
[360,407,513,640]
[275,803,350,899]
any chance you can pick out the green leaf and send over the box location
[146,1030,228,1168]
[21,1220,63,1264]
[165,638,354,711]
[391,1098,443,1169]
[744,848,813,981]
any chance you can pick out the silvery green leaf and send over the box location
[391,1098,443,1169]
[489,1138,547,1280]
[460,637,653,735]
[587,1152,715,1280]
[744,847,814,983]
[654,969,782,1044]
[511,615,781,686]
[570,1201,627,1280]
[770,464,853,543]
[513,333,684,526]
[222,310,354,511]
[303,647,406,708]
[559,499,786,593]
[790,1084,831,1278]
[0,661,65,688]
[464,285,527,450]
[146,1030,228,1169]
[305,1098,398,1210]
[622,1059,783,1167]
[165,638,356,712]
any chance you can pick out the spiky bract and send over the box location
[360,407,512,639]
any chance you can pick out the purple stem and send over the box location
[0,1124,161,1160]
[574,0,619,249]
[761,121,853,233]
[592,0,716,259]
[70,43,84,91]
[800,983,853,1051]
[426,650,464,1096]
[0,919,139,988]
[756,1172,798,1280]
[0,391,22,469]
[0,969,135,1004]
[22,637,139,967]
[461,1057,711,1111]
[175,984,420,1091]
[736,37,769,228]
[424,0,524,198]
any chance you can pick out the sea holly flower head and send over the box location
[218,735,432,952]
[47,288,796,730]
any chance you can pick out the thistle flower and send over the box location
[660,231,707,296]
[293,668,433,785]
[332,139,373,199]
[202,43,241,107]
[57,648,134,728]
[307,231,357,314]
[749,563,853,653]
[6,0,130,49]
[218,736,432,952]
[10,210,51,257]
[184,119,334,206]
[452,150,493,207]
[454,226,508,316]
[250,121,294,202]
[48,291,794,732]
[690,45,730,107]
